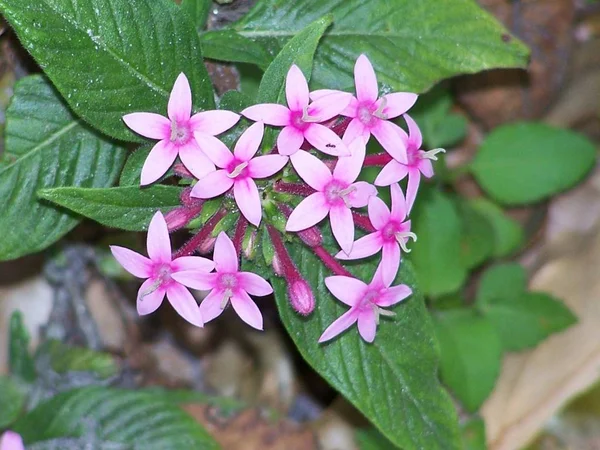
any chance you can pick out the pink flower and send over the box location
[312,55,417,164]
[319,264,412,343]
[0,431,24,450]
[285,138,377,254]
[241,65,352,158]
[336,183,416,285]
[123,73,239,185]
[375,114,445,211]
[172,232,272,330]
[190,122,288,226]
[110,211,214,326]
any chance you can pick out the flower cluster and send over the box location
[113,55,444,343]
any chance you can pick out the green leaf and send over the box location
[433,308,502,412]
[461,418,486,450]
[410,189,468,296]
[457,200,495,270]
[470,123,597,205]
[468,198,523,257]
[12,387,220,449]
[356,428,398,449]
[274,248,461,450]
[119,146,151,186]
[0,376,26,428]
[0,0,215,141]
[9,312,37,382]
[234,0,528,93]
[200,30,271,70]
[476,263,527,306]
[41,340,119,379]
[38,185,182,231]
[181,0,211,31]
[0,75,125,261]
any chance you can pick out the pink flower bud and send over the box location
[297,226,323,247]
[164,207,189,231]
[288,279,315,316]
[173,163,194,179]
[197,236,216,254]
[271,252,284,276]
[243,230,257,260]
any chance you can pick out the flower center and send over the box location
[357,288,396,325]
[290,106,321,131]
[170,121,191,145]
[357,98,387,127]
[139,264,172,300]
[381,222,417,252]
[323,180,355,207]
[407,145,420,166]
[217,273,238,309]
[226,159,249,179]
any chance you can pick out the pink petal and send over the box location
[333,137,366,183]
[354,54,379,104]
[122,112,170,140]
[171,271,218,290]
[403,114,423,149]
[405,169,421,214]
[310,88,341,100]
[277,126,304,156]
[286,64,310,111]
[374,160,408,186]
[234,178,262,226]
[371,120,408,164]
[381,93,418,119]
[241,104,290,126]
[248,155,288,178]
[290,150,332,191]
[214,231,239,273]
[307,92,353,121]
[110,246,152,278]
[190,110,240,136]
[330,205,354,255]
[171,256,215,273]
[0,431,24,450]
[368,196,391,229]
[194,132,234,168]
[381,242,401,286]
[147,211,172,263]
[136,278,166,316]
[310,90,357,116]
[390,182,408,221]
[418,158,434,178]
[234,121,264,161]
[335,232,383,260]
[178,140,216,180]
[346,181,377,208]
[285,192,329,232]
[318,309,358,343]
[238,272,273,296]
[342,118,368,144]
[304,124,349,156]
[324,276,366,305]
[190,170,234,199]
[168,73,192,123]
[166,283,203,327]
[357,308,377,343]
[231,290,263,330]
[199,289,227,323]
[140,140,178,186]
[377,284,412,307]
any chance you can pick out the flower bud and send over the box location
[164,207,189,231]
[271,252,284,276]
[297,226,323,247]
[242,230,257,260]
[288,278,315,316]
[173,163,194,179]
[197,236,216,254]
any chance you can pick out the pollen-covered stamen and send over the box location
[227,161,249,178]
[373,304,396,325]
[394,231,417,253]
[220,289,233,309]
[301,105,322,123]
[170,122,190,144]
[421,148,446,161]
[139,265,171,300]
[372,97,388,120]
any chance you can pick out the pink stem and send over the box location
[274,181,315,197]
[312,246,352,277]
[232,215,248,256]
[364,153,393,167]
[266,225,301,280]
[173,208,227,258]
[353,212,375,233]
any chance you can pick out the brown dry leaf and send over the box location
[183,404,318,450]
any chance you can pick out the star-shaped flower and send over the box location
[123,73,239,185]
[0,431,24,450]
[319,264,412,343]
[241,65,352,158]
[172,232,273,330]
[190,121,288,226]
[336,183,416,285]
[285,138,377,254]
[110,211,214,326]
[375,114,445,211]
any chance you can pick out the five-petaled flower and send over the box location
[123,73,239,185]
[319,264,412,343]
[285,138,377,254]
[172,232,273,330]
[0,431,24,450]
[241,65,352,161]
[110,211,214,327]
[191,121,288,226]
[375,114,445,212]
[336,183,416,285]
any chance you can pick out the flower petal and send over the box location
[234,121,264,161]
[166,283,203,327]
[194,132,234,168]
[333,137,366,183]
[357,308,377,343]
[405,170,421,215]
[168,73,192,123]
[190,170,234,199]
[330,205,354,254]
[214,231,238,273]
[368,196,391,229]
[286,192,329,232]
[418,157,434,178]
[289,150,332,190]
[286,64,310,111]
[248,155,288,178]
[307,92,353,121]
[190,110,240,135]
[354,54,379,104]
[277,126,304,156]
[238,271,273,296]
[0,431,24,450]
[231,290,263,330]
[110,246,152,278]
[343,118,368,143]
[171,255,215,273]
[324,276,366,305]
[310,89,357,116]
[178,140,216,180]
[381,242,400,286]
[374,160,408,186]
[234,178,262,226]
[147,211,172,263]
[241,104,290,126]
[390,182,408,221]
[304,124,349,156]
[318,309,358,343]
[346,181,377,208]
[136,278,166,316]
[199,289,226,323]
[371,120,408,164]
[335,232,383,261]
[122,112,170,140]
[171,271,218,290]
[381,93,418,119]
[377,284,412,307]
[403,114,423,149]
[140,140,178,186]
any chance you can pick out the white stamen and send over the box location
[227,162,248,178]
[220,289,233,309]
[301,105,322,123]
[339,185,357,208]
[395,231,417,253]
[372,97,388,120]
[372,304,396,325]
[421,148,446,161]
[139,278,162,300]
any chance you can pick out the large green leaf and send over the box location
[468,198,523,257]
[40,340,119,379]
[274,246,461,450]
[38,185,182,231]
[457,199,495,270]
[0,0,215,141]
[181,0,211,31]
[231,0,529,93]
[0,75,125,261]
[200,30,272,70]
[470,123,597,205]
[0,376,26,428]
[12,387,220,449]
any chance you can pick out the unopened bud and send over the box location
[197,236,216,254]
[242,230,257,260]
[297,226,323,247]
[173,163,194,179]
[272,252,284,276]
[288,279,315,316]
[165,207,189,231]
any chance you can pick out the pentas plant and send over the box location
[114,55,442,343]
